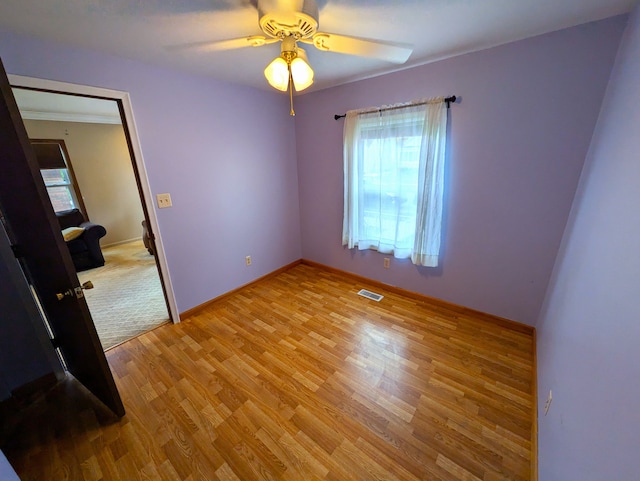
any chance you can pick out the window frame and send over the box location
[31,139,88,218]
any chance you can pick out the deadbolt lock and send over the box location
[56,289,73,301]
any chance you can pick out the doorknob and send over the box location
[56,281,93,301]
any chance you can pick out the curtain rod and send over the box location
[334,95,456,120]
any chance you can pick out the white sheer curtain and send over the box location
[342,98,447,267]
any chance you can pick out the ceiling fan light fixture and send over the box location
[264,44,314,94]
[291,48,314,91]
[264,56,289,91]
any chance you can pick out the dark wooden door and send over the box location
[0,58,124,417]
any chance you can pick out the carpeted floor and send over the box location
[78,240,170,350]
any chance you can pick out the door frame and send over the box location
[9,74,179,325]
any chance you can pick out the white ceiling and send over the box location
[0,0,635,93]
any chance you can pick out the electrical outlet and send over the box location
[245,255,252,266]
[384,257,391,268]
[156,193,172,208]
[544,389,552,415]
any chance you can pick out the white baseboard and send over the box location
[102,237,143,248]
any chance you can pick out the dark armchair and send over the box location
[56,208,107,271]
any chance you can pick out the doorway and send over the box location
[9,74,179,349]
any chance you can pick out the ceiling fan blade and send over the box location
[168,35,278,53]
[308,33,412,64]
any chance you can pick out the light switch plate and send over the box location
[156,193,172,209]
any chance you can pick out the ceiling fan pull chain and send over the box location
[288,64,295,116]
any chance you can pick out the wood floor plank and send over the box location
[1,263,534,480]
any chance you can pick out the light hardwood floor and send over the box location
[3,263,535,480]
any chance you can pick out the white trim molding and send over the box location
[8,74,180,325]
[19,110,122,125]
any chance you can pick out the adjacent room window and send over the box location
[342,98,448,267]
[41,167,77,212]
[31,140,86,215]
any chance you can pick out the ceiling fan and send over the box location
[175,0,413,115]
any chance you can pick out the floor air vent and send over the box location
[357,289,384,302]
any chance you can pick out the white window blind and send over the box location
[41,168,77,212]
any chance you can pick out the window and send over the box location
[31,140,86,215]
[41,168,77,212]
[342,99,448,267]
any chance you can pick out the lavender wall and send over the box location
[536,5,640,479]
[0,31,302,313]
[0,450,20,481]
[294,17,626,325]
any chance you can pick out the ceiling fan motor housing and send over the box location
[258,0,319,40]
